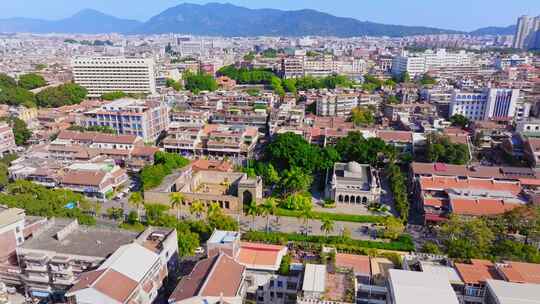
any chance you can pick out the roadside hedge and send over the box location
[275,208,386,224]
[242,230,415,252]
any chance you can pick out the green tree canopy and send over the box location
[18,73,47,90]
[351,106,375,127]
[184,72,218,94]
[35,83,87,107]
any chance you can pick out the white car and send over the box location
[194,247,205,255]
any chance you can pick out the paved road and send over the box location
[95,200,384,241]
[238,214,384,241]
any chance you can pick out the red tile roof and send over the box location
[455,259,502,285]
[335,253,371,275]
[449,198,520,216]
[497,261,540,284]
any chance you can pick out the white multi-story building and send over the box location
[80,98,169,142]
[0,122,16,155]
[392,49,473,77]
[314,90,359,117]
[513,15,540,50]
[449,88,522,121]
[71,57,157,98]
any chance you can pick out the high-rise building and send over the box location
[512,15,540,50]
[71,57,157,98]
[449,88,523,121]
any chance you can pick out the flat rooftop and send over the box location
[388,269,459,304]
[21,218,138,258]
[486,279,540,304]
[207,230,240,245]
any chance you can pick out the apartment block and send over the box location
[449,88,522,121]
[392,49,473,77]
[80,98,169,142]
[163,124,259,158]
[312,89,359,117]
[71,57,157,98]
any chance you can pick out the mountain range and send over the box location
[0,3,516,37]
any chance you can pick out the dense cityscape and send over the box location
[0,1,540,304]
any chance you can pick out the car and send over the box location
[194,247,205,255]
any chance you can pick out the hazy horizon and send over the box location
[1,0,539,31]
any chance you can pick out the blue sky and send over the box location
[2,0,540,31]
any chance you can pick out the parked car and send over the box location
[194,247,205,255]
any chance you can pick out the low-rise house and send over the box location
[168,253,246,304]
[454,259,502,303]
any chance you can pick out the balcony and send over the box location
[24,274,50,284]
[25,263,48,272]
[52,275,74,285]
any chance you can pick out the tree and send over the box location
[165,78,182,91]
[280,192,312,211]
[299,203,313,235]
[263,164,280,187]
[107,207,124,220]
[426,133,470,165]
[419,73,437,86]
[169,192,185,220]
[0,163,9,188]
[280,167,313,195]
[207,202,222,219]
[439,215,494,259]
[260,198,278,232]
[2,117,32,146]
[245,201,260,230]
[351,106,375,126]
[321,217,335,237]
[421,241,442,254]
[18,73,47,90]
[243,52,255,61]
[177,231,200,257]
[189,200,206,219]
[335,132,396,167]
[386,164,409,222]
[0,86,36,107]
[449,114,470,128]
[35,83,87,107]
[0,74,17,88]
[381,217,405,240]
[184,72,218,94]
[101,91,127,101]
[265,132,322,173]
[128,192,144,220]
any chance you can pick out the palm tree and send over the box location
[189,200,206,220]
[169,192,185,220]
[321,217,335,237]
[207,202,222,219]
[299,205,313,235]
[245,201,260,231]
[261,198,278,232]
[128,192,143,220]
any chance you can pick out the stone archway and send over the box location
[242,190,253,205]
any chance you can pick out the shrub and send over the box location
[275,208,385,224]
[242,231,414,252]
